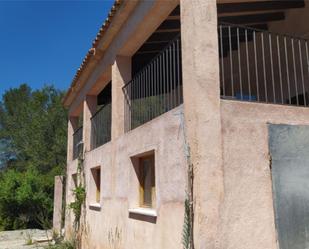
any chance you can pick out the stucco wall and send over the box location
[62,1,309,248]
[53,176,64,234]
[65,98,309,249]
[219,100,309,249]
[181,0,224,248]
[65,106,187,249]
[65,159,78,239]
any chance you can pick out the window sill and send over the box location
[128,208,157,217]
[89,203,101,211]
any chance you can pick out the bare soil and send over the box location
[0,229,52,249]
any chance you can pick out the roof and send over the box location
[63,0,123,107]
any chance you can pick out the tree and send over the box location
[0,139,15,169]
[0,84,67,230]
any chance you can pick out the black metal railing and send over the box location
[90,104,111,150]
[123,35,183,131]
[219,23,309,107]
[73,126,83,160]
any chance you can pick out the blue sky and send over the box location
[0,0,114,98]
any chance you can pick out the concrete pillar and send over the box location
[53,176,64,234]
[83,95,97,152]
[67,116,79,163]
[64,117,78,239]
[111,56,131,140]
[180,1,224,248]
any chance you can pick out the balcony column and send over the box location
[83,95,97,152]
[67,116,79,163]
[111,56,131,140]
[180,0,224,248]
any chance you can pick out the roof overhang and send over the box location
[63,0,139,108]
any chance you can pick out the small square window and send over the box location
[72,173,78,188]
[91,167,101,204]
[138,154,155,208]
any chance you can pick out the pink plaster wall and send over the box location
[62,0,309,247]
[65,106,187,249]
[65,159,78,239]
[219,100,309,249]
[65,98,309,249]
[53,176,64,234]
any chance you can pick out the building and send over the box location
[56,0,309,248]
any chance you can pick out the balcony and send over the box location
[73,126,83,160]
[90,103,111,150]
[123,35,183,131]
[218,23,309,107]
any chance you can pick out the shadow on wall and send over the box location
[128,213,157,224]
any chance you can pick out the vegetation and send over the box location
[0,139,14,169]
[25,230,34,245]
[182,198,191,249]
[69,185,85,228]
[179,110,195,249]
[45,240,76,249]
[0,84,67,230]
[68,152,86,249]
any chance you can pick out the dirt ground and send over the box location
[0,229,52,249]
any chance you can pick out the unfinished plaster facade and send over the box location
[57,0,309,248]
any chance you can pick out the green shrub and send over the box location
[0,168,53,230]
[0,84,67,230]
[69,184,85,228]
[45,240,76,249]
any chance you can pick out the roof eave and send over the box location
[63,0,137,108]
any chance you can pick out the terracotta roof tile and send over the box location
[64,0,123,105]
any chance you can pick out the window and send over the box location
[139,154,155,208]
[91,167,101,204]
[72,173,78,188]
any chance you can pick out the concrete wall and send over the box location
[67,0,178,116]
[62,1,309,248]
[53,176,64,234]
[64,1,186,248]
[218,100,309,249]
[65,98,309,249]
[65,159,78,239]
[65,106,187,249]
[181,0,224,248]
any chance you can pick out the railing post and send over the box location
[181,0,224,248]
[112,56,131,139]
[83,95,97,152]
[67,116,79,162]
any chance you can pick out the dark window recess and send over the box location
[91,167,101,204]
[124,5,182,131]
[73,126,83,160]
[97,82,111,106]
[91,104,111,150]
[139,154,155,208]
[91,82,112,150]
[124,35,183,131]
[131,5,180,76]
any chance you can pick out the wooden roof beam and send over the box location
[219,11,285,24]
[217,0,305,14]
